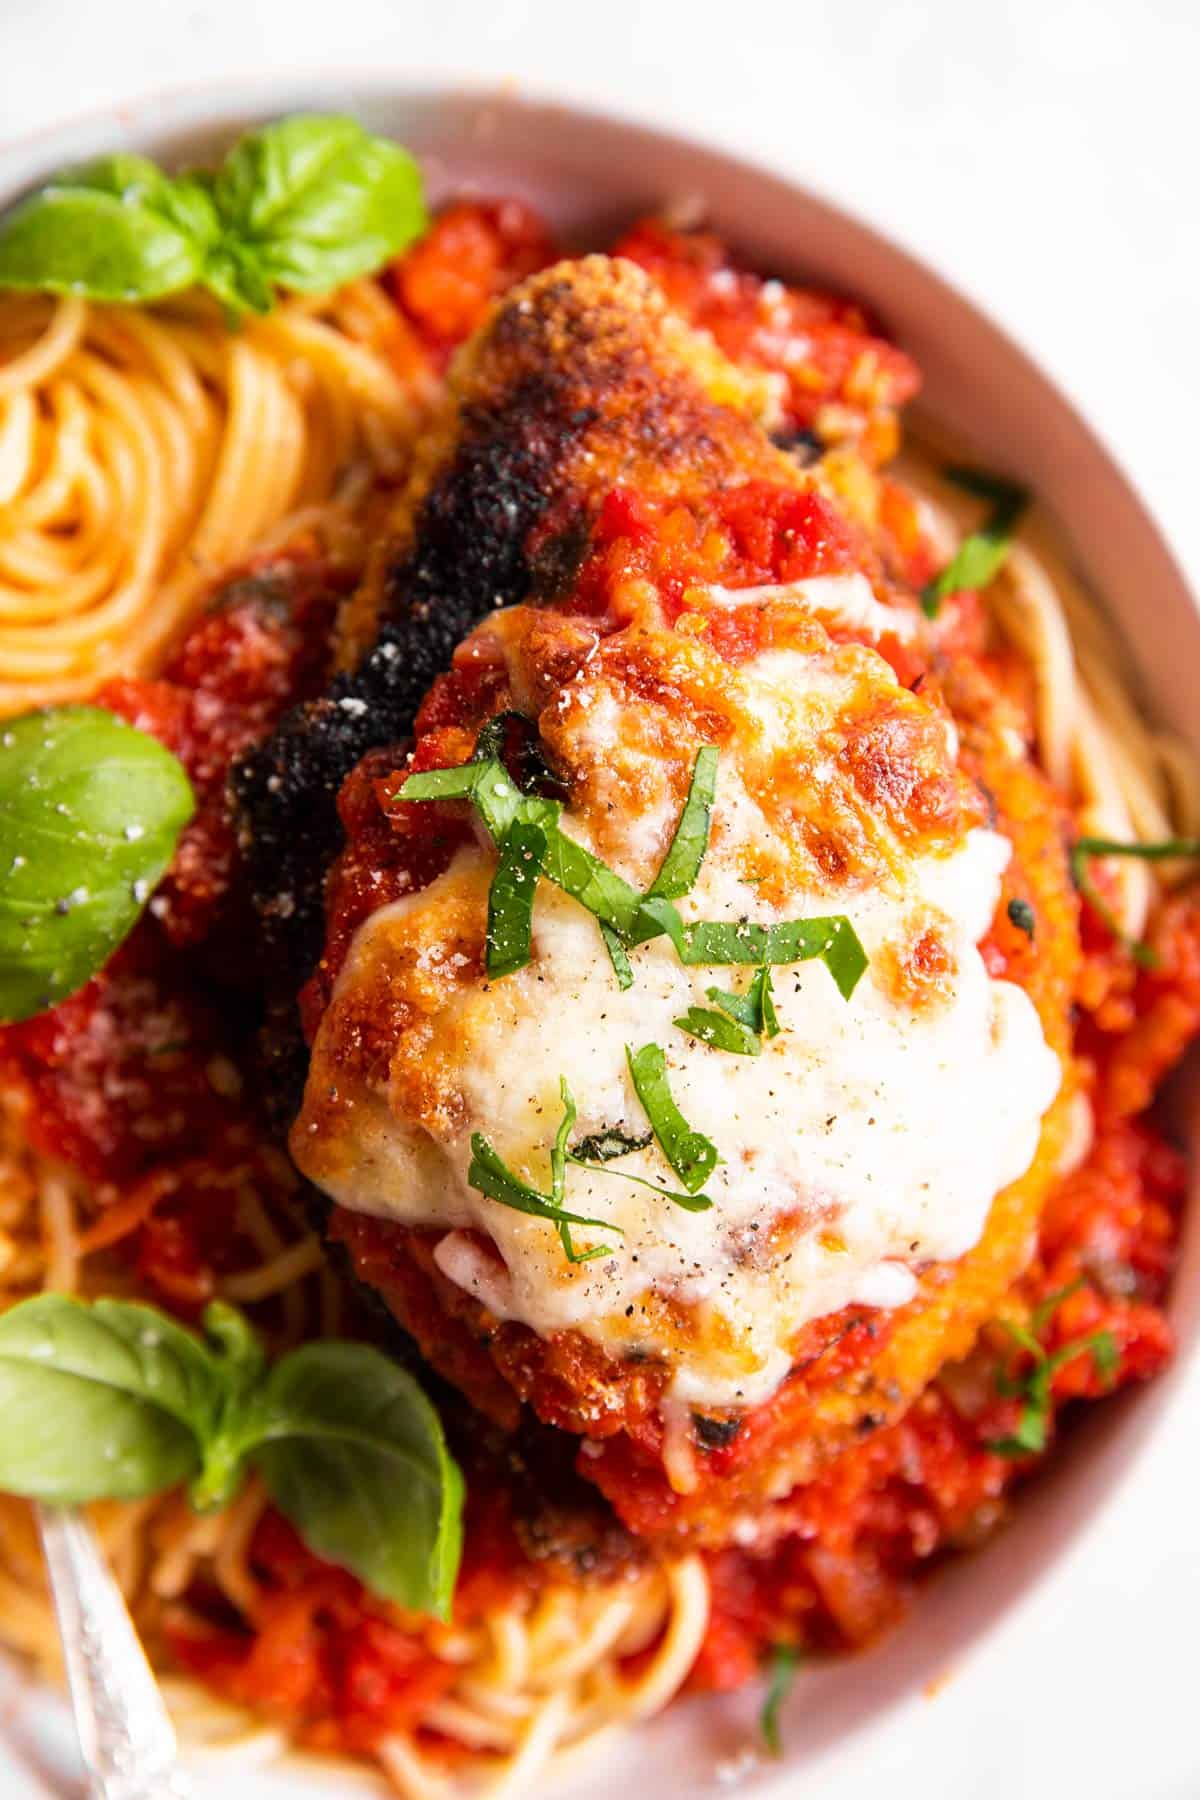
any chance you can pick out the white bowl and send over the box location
[1,76,1198,1800]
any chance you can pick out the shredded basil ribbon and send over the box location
[485,818,546,979]
[922,467,1027,620]
[626,1042,719,1193]
[986,1279,1117,1458]
[675,964,781,1056]
[397,737,868,1000]
[760,1644,801,1756]
[1070,834,1200,969]
[468,1080,616,1265]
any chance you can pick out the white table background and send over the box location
[0,2,1197,1795]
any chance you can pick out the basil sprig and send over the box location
[985,1280,1117,1458]
[398,734,868,1000]
[922,466,1028,619]
[0,706,194,1023]
[0,1295,462,1617]
[0,116,426,316]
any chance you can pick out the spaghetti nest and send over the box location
[0,282,436,710]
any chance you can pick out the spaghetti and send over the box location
[0,188,1196,1800]
[0,281,435,711]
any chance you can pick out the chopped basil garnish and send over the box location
[922,466,1027,620]
[633,897,868,999]
[626,1042,719,1193]
[674,1004,762,1056]
[571,1127,653,1162]
[599,920,635,990]
[1069,835,1200,968]
[485,818,546,979]
[647,746,720,899]
[397,734,868,1001]
[680,964,783,1054]
[468,1081,617,1265]
[567,1149,713,1214]
[1006,897,1036,939]
[760,1644,801,1756]
[986,1280,1118,1458]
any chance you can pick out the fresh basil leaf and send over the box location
[247,1341,462,1618]
[0,706,195,1023]
[212,115,426,296]
[633,897,868,998]
[486,819,547,980]
[571,1127,653,1162]
[626,1042,719,1193]
[0,1295,221,1504]
[674,1004,761,1056]
[761,1644,800,1756]
[921,468,1027,619]
[0,155,216,302]
[647,746,719,899]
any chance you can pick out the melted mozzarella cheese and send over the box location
[706,572,918,643]
[299,808,1060,1411]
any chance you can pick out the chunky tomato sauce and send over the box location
[1,200,1196,1758]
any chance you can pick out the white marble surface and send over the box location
[0,3,1197,1796]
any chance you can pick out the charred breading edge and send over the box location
[230,255,789,1003]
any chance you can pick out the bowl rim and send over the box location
[0,70,1197,1800]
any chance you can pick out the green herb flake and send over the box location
[760,1644,801,1757]
[921,467,1028,619]
[626,1042,719,1193]
[570,1127,653,1162]
[674,1004,762,1056]
[1006,897,1036,939]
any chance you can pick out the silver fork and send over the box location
[35,1504,189,1800]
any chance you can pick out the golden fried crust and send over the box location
[335,256,793,664]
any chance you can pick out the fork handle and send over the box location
[36,1504,189,1800]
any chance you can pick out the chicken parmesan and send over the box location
[0,117,1195,1800]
